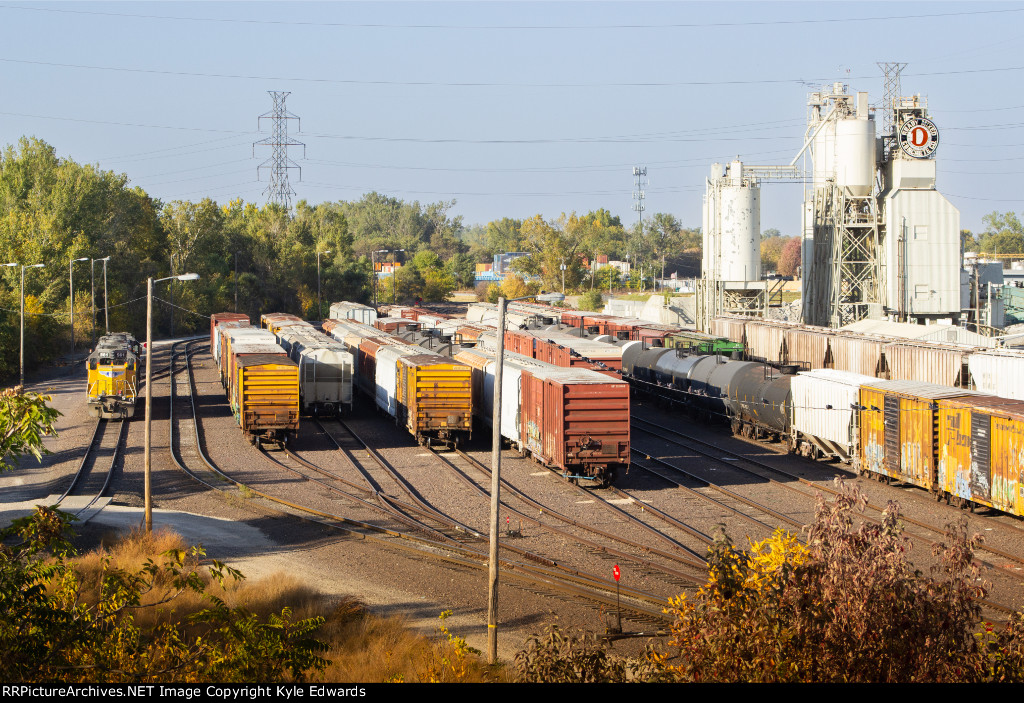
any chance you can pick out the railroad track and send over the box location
[170,344,673,632]
[631,412,1024,618]
[53,417,127,524]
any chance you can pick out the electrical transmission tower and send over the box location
[253,91,305,210]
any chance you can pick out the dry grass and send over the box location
[69,527,500,683]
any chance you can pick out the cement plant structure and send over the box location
[698,76,960,330]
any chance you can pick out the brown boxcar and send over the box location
[375,316,419,334]
[212,319,250,365]
[210,313,249,352]
[520,366,630,485]
[503,330,536,357]
[635,325,682,346]
[559,310,587,329]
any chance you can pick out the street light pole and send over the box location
[487,293,536,665]
[19,263,44,387]
[372,249,389,307]
[69,257,88,368]
[101,257,110,334]
[317,249,332,320]
[90,258,96,347]
[91,257,109,345]
[393,249,404,305]
[144,272,200,533]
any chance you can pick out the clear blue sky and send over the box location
[1,1,1021,238]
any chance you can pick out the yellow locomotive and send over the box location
[87,333,141,419]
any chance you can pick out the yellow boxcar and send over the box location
[397,353,473,447]
[858,380,976,493]
[937,395,1024,515]
[232,354,300,445]
[86,334,140,420]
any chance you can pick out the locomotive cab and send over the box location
[86,336,140,420]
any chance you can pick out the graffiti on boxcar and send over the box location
[864,439,884,474]
[969,458,992,503]
[526,419,542,453]
[901,441,924,482]
[992,471,1017,511]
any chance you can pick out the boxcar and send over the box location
[329,301,377,325]
[937,395,1024,513]
[858,380,978,494]
[396,353,472,447]
[230,353,299,445]
[210,313,249,354]
[520,366,630,485]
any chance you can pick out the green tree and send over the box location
[979,212,1024,255]
[445,252,477,289]
[485,217,524,255]
[577,289,604,312]
[760,234,787,272]
[516,214,588,292]
[0,508,328,683]
[646,213,682,281]
[0,387,59,471]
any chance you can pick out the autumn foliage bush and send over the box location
[517,481,1024,683]
[652,481,1024,682]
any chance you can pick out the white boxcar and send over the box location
[968,350,1024,400]
[374,344,418,417]
[297,344,354,415]
[329,301,378,325]
[790,368,877,462]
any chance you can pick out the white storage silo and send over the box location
[811,87,875,196]
[703,160,761,283]
[719,162,761,281]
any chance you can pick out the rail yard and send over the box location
[6,298,1024,664]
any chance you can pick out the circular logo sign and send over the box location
[898,117,939,159]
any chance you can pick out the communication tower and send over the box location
[253,91,305,210]
[632,166,647,224]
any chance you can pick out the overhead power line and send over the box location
[7,57,1024,88]
[3,3,1023,30]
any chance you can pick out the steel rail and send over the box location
[173,342,671,624]
[632,414,1024,585]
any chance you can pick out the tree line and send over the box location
[0,136,811,379]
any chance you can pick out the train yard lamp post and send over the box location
[5,262,45,387]
[18,263,45,388]
[487,293,536,665]
[392,249,404,305]
[69,257,88,368]
[144,272,200,534]
[372,250,389,309]
[100,256,111,334]
[317,249,332,320]
[91,256,110,346]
